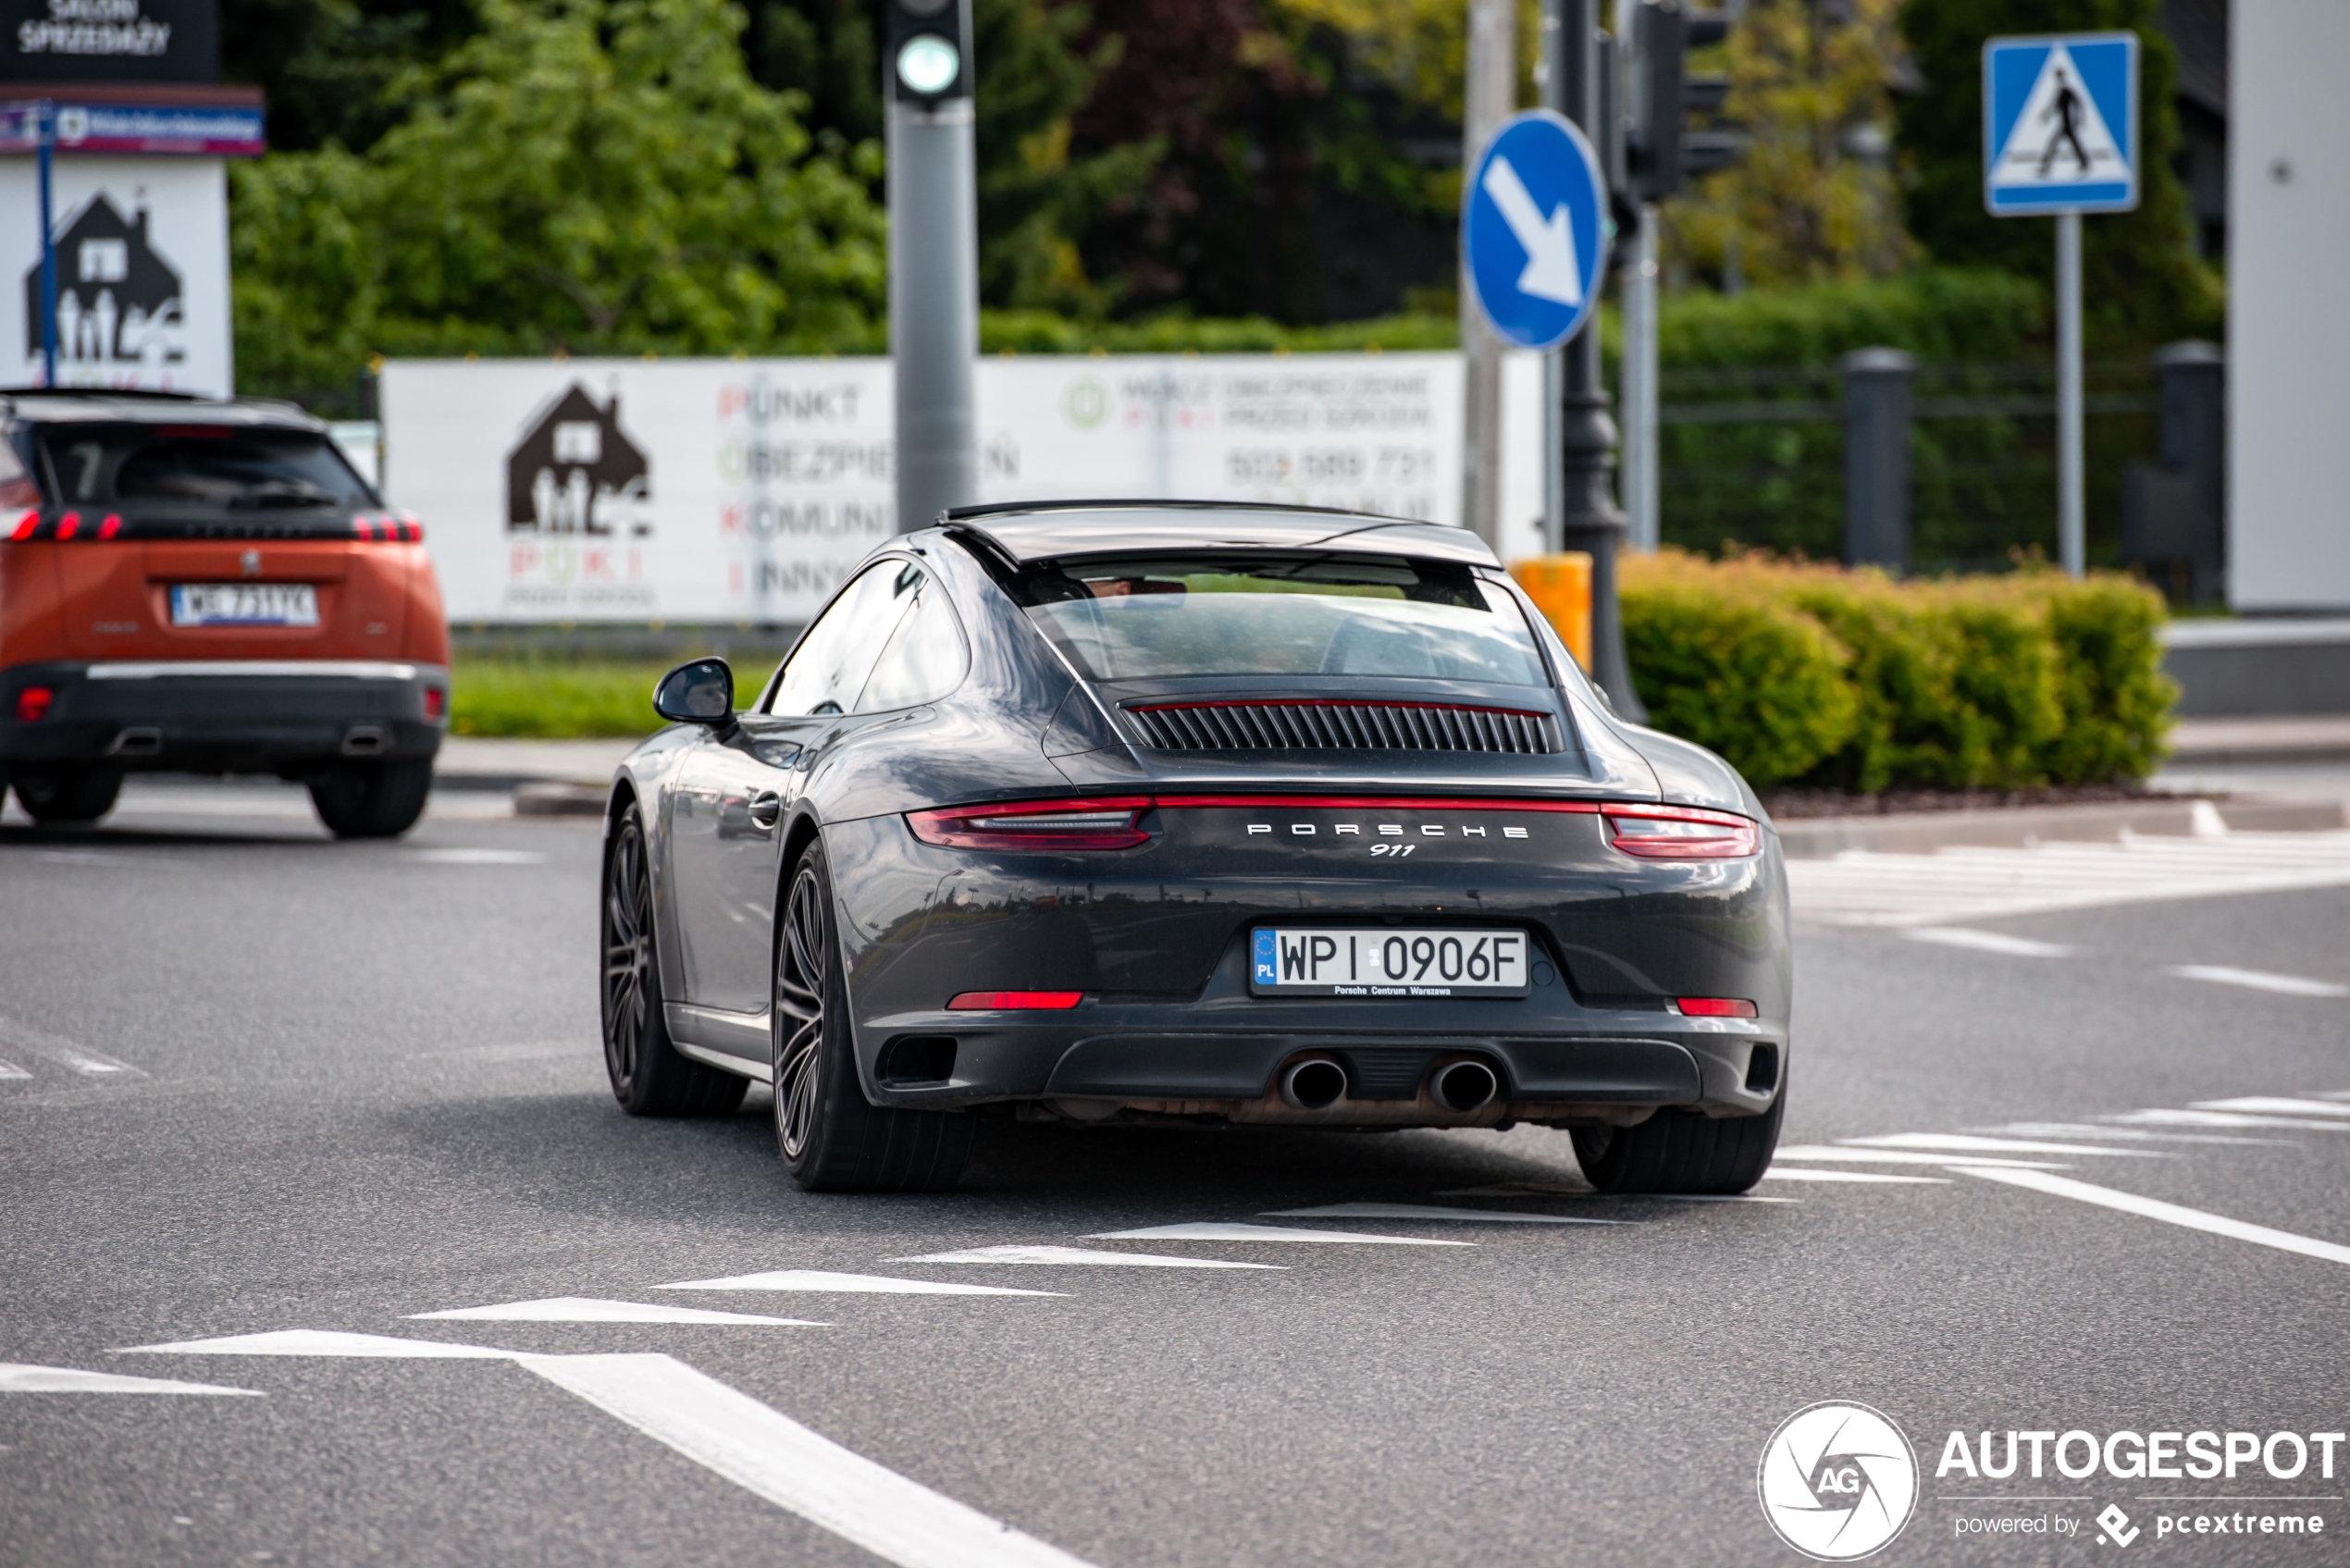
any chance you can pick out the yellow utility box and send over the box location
[1509,553,1593,673]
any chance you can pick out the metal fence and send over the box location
[1655,360,2160,575]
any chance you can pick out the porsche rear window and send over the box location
[36,424,378,512]
[1012,554,1549,685]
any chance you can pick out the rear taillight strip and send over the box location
[908,793,1762,857]
[0,511,422,543]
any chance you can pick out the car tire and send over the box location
[773,840,973,1193]
[309,759,434,839]
[13,767,124,825]
[601,801,748,1117]
[1570,1086,1784,1195]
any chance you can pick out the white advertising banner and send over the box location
[382,352,1548,625]
[0,154,231,394]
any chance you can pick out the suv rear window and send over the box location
[1010,553,1549,685]
[36,424,378,512]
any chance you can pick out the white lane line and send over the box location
[1761,1169,1950,1184]
[1839,1133,2159,1157]
[1261,1203,1632,1226]
[890,1245,1281,1270]
[121,1329,513,1359]
[1985,1121,2291,1145]
[659,1270,1064,1297]
[407,1297,825,1326]
[2105,1108,2350,1132]
[0,1363,262,1395]
[1903,927,2074,957]
[1773,1146,2071,1169]
[518,1352,1096,1568]
[0,1017,143,1078]
[1959,1167,2350,1267]
[2168,965,2347,998]
[0,1058,28,1080]
[1091,1222,1471,1247]
[2192,1096,2350,1118]
[409,848,548,865]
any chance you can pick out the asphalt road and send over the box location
[5,777,2349,1566]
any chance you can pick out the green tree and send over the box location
[1661,0,1915,290]
[231,0,887,391]
[1894,0,2219,348]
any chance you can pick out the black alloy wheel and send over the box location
[1570,1082,1785,1195]
[600,802,747,1117]
[772,840,973,1192]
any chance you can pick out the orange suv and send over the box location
[0,390,450,837]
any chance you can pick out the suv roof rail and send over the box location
[942,498,1411,523]
[0,386,203,401]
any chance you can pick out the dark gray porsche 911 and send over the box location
[600,501,1788,1194]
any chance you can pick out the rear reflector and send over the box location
[15,685,56,722]
[1603,802,1761,859]
[909,797,1152,851]
[1676,997,1758,1019]
[946,991,1083,1011]
[423,687,446,720]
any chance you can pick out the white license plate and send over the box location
[1251,927,1531,997]
[169,583,319,627]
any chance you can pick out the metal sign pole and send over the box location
[2055,209,2084,577]
[37,99,56,388]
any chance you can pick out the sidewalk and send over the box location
[2165,713,2350,765]
[432,735,642,790]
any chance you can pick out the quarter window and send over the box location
[858,573,967,711]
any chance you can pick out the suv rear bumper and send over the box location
[0,660,447,777]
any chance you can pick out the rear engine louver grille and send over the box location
[1125,700,1562,755]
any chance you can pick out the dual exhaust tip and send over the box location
[1277,1055,1499,1114]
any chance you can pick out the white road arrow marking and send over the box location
[1092,1222,1470,1246]
[889,1245,1280,1269]
[1837,1133,2158,1157]
[2169,966,2348,998]
[407,1297,826,1326]
[1479,156,1583,306]
[518,1352,1099,1568]
[2192,1096,2350,1117]
[0,1363,261,1395]
[659,1269,1063,1297]
[1960,1167,2350,1267]
[1759,1169,1949,1184]
[121,1329,513,1359]
[1261,1203,1633,1226]
[1771,1146,2071,1169]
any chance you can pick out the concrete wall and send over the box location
[2229,0,2350,610]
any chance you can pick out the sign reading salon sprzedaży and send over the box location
[382,354,1543,626]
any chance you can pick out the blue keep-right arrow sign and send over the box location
[1463,109,1607,350]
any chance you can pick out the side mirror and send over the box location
[653,658,736,726]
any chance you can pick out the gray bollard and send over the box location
[2121,340,2225,603]
[1840,347,1916,572]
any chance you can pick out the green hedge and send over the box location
[448,659,674,738]
[1619,551,2176,792]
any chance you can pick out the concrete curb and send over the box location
[1775,796,2348,858]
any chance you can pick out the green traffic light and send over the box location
[896,34,960,95]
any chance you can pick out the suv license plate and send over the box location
[169,583,319,627]
[1251,927,1531,997]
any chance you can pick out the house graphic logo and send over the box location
[21,191,183,366]
[505,382,653,537]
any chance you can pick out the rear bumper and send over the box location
[0,660,447,776]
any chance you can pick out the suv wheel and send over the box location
[12,767,124,825]
[1571,1087,1784,1195]
[309,759,433,839]
[773,840,973,1192]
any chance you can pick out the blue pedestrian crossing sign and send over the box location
[1463,109,1607,351]
[1983,31,2139,216]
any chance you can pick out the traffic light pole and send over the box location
[886,1,979,533]
[1543,0,1646,721]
